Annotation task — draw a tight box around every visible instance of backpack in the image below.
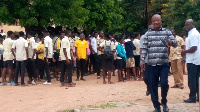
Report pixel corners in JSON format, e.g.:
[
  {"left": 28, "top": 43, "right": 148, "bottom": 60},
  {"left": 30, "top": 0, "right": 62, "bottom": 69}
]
[{"left": 104, "top": 41, "right": 113, "bottom": 59}]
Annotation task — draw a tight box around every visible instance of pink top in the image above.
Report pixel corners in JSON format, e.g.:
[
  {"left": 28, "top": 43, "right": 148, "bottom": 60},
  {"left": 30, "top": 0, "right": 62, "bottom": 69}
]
[{"left": 87, "top": 40, "right": 90, "bottom": 55}]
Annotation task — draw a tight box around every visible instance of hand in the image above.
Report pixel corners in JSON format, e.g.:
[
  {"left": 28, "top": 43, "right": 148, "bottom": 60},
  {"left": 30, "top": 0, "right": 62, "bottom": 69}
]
[
  {"left": 181, "top": 49, "right": 186, "bottom": 57},
  {"left": 52, "top": 58, "right": 56, "bottom": 62},
  {"left": 46, "top": 58, "right": 49, "bottom": 63},
  {"left": 140, "top": 62, "right": 146, "bottom": 70},
  {"left": 77, "top": 57, "right": 80, "bottom": 61},
  {"left": 31, "top": 58, "right": 34, "bottom": 61},
  {"left": 66, "top": 59, "right": 70, "bottom": 65},
  {"left": 85, "top": 57, "right": 88, "bottom": 61}
]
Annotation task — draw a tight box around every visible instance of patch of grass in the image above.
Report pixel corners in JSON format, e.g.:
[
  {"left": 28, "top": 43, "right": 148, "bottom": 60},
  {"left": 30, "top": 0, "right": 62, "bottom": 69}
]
[
  {"left": 90, "top": 103, "right": 116, "bottom": 109},
  {"left": 57, "top": 109, "right": 74, "bottom": 112}
]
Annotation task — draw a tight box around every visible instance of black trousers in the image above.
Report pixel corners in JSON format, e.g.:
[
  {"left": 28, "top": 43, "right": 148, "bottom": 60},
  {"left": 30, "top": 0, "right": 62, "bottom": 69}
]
[
  {"left": 15, "top": 61, "right": 27, "bottom": 84},
  {"left": 44, "top": 58, "right": 51, "bottom": 82},
  {"left": 27, "top": 59, "right": 37, "bottom": 79},
  {"left": 143, "top": 64, "right": 149, "bottom": 91},
  {"left": 187, "top": 63, "right": 200, "bottom": 100},
  {"left": 77, "top": 59, "right": 86, "bottom": 79},
  {"left": 148, "top": 63, "right": 170, "bottom": 109},
  {"left": 60, "top": 60, "right": 73, "bottom": 83}
]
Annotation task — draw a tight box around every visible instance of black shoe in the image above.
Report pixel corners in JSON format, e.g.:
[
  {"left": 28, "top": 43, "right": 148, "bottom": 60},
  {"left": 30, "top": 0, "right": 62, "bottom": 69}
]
[
  {"left": 153, "top": 108, "right": 161, "bottom": 112},
  {"left": 197, "top": 99, "right": 199, "bottom": 102},
  {"left": 146, "top": 91, "right": 150, "bottom": 96},
  {"left": 162, "top": 104, "right": 169, "bottom": 112},
  {"left": 184, "top": 99, "right": 196, "bottom": 103}
]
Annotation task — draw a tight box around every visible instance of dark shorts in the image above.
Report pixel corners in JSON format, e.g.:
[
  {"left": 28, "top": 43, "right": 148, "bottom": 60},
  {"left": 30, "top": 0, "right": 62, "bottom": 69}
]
[
  {"left": 134, "top": 55, "right": 140, "bottom": 67},
  {"left": 116, "top": 59, "right": 126, "bottom": 69},
  {"left": 3, "top": 60, "right": 13, "bottom": 69},
  {"left": 101, "top": 54, "right": 114, "bottom": 70}
]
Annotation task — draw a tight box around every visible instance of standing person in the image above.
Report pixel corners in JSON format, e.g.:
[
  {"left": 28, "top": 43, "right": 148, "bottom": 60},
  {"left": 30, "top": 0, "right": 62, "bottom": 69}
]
[
  {"left": 12, "top": 31, "right": 29, "bottom": 86},
  {"left": 182, "top": 35, "right": 187, "bottom": 75},
  {"left": 36, "top": 34, "right": 45, "bottom": 81},
  {"left": 124, "top": 33, "right": 136, "bottom": 81},
  {"left": 27, "top": 31, "right": 37, "bottom": 85},
  {"left": 60, "top": 30, "right": 74, "bottom": 87},
  {"left": 169, "top": 29, "right": 185, "bottom": 89},
  {"left": 140, "top": 24, "right": 154, "bottom": 96},
  {"left": 85, "top": 34, "right": 91, "bottom": 75},
  {"left": 96, "top": 31, "right": 105, "bottom": 78},
  {"left": 140, "top": 14, "right": 177, "bottom": 112},
  {"left": 116, "top": 35, "right": 127, "bottom": 82},
  {"left": 111, "top": 37, "right": 118, "bottom": 76},
  {"left": 182, "top": 19, "right": 200, "bottom": 103},
  {"left": 90, "top": 31, "right": 99, "bottom": 78},
  {"left": 133, "top": 33, "right": 141, "bottom": 80},
  {"left": 43, "top": 30, "right": 53, "bottom": 85},
  {"left": 0, "top": 35, "right": 3, "bottom": 78},
  {"left": 75, "top": 33, "right": 88, "bottom": 81},
  {"left": 99, "top": 34, "right": 114, "bottom": 84},
  {"left": 1, "top": 31, "right": 14, "bottom": 86}
]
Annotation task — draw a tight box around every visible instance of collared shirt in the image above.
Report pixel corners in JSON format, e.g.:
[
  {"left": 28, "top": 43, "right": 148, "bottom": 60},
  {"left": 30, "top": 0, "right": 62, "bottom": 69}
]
[
  {"left": 169, "top": 35, "right": 185, "bottom": 61},
  {"left": 133, "top": 39, "right": 140, "bottom": 55},
  {"left": 75, "top": 40, "right": 88, "bottom": 59},
  {"left": 97, "top": 37, "right": 105, "bottom": 55},
  {"left": 186, "top": 28, "right": 200, "bottom": 65},
  {"left": 28, "top": 37, "right": 36, "bottom": 59},
  {"left": 90, "top": 37, "right": 97, "bottom": 54},
  {"left": 60, "top": 36, "right": 71, "bottom": 60},
  {"left": 12, "top": 37, "right": 28, "bottom": 61},
  {"left": 125, "top": 40, "right": 136, "bottom": 58},
  {"left": 44, "top": 36, "right": 53, "bottom": 58},
  {"left": 3, "top": 38, "right": 14, "bottom": 61},
  {"left": 141, "top": 27, "right": 177, "bottom": 66}
]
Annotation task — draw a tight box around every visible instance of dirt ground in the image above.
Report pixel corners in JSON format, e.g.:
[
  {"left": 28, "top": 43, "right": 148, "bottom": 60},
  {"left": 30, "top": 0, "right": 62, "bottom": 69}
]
[{"left": 0, "top": 73, "right": 199, "bottom": 112}]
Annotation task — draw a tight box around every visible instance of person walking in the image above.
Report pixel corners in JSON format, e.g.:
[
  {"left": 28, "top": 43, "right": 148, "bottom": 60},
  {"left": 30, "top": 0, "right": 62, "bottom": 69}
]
[
  {"left": 140, "top": 14, "right": 177, "bottom": 112},
  {"left": 182, "top": 19, "right": 200, "bottom": 103}
]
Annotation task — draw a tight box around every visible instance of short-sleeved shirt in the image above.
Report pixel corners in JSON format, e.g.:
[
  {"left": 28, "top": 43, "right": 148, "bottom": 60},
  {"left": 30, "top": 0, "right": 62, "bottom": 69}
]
[
  {"left": 36, "top": 43, "right": 44, "bottom": 60},
  {"left": 75, "top": 40, "right": 88, "bottom": 59},
  {"left": 3, "top": 38, "right": 14, "bottom": 61},
  {"left": 169, "top": 35, "right": 185, "bottom": 61},
  {"left": 90, "top": 37, "right": 97, "bottom": 54},
  {"left": 44, "top": 36, "right": 53, "bottom": 58},
  {"left": 186, "top": 28, "right": 200, "bottom": 65},
  {"left": 12, "top": 37, "right": 28, "bottom": 61},
  {"left": 132, "top": 39, "right": 140, "bottom": 56},
  {"left": 60, "top": 36, "right": 71, "bottom": 60},
  {"left": 28, "top": 37, "right": 36, "bottom": 59},
  {"left": 111, "top": 41, "right": 118, "bottom": 51}
]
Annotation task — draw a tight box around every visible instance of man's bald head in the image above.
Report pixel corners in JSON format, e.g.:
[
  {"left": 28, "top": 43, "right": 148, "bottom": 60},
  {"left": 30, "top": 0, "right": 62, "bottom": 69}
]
[
  {"left": 151, "top": 14, "right": 162, "bottom": 31},
  {"left": 185, "top": 19, "right": 195, "bottom": 31}
]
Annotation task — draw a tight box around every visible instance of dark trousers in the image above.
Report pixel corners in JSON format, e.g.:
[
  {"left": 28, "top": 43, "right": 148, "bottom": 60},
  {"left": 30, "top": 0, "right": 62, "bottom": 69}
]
[
  {"left": 86, "top": 55, "right": 90, "bottom": 74},
  {"left": 143, "top": 64, "right": 149, "bottom": 91},
  {"left": 187, "top": 63, "right": 200, "bottom": 100},
  {"left": 90, "top": 53, "right": 100, "bottom": 76},
  {"left": 44, "top": 58, "right": 51, "bottom": 82},
  {"left": 27, "top": 59, "right": 37, "bottom": 79},
  {"left": 148, "top": 63, "right": 170, "bottom": 109},
  {"left": 60, "top": 60, "right": 73, "bottom": 83},
  {"left": 15, "top": 61, "right": 27, "bottom": 84},
  {"left": 97, "top": 55, "right": 102, "bottom": 76},
  {"left": 77, "top": 59, "right": 86, "bottom": 79}
]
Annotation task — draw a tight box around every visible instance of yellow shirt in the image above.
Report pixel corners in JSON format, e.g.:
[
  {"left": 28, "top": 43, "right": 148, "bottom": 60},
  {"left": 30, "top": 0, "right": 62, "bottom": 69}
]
[
  {"left": 169, "top": 35, "right": 185, "bottom": 61},
  {"left": 75, "top": 40, "right": 88, "bottom": 59},
  {"left": 36, "top": 43, "right": 44, "bottom": 60}
]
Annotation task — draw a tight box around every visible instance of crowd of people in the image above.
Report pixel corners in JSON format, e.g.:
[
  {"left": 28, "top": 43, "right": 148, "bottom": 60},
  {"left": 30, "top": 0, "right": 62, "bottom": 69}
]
[{"left": 0, "top": 14, "right": 199, "bottom": 112}]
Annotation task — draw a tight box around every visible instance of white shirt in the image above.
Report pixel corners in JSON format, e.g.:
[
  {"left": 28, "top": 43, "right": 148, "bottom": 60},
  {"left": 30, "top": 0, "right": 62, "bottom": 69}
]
[
  {"left": 133, "top": 39, "right": 140, "bottom": 55},
  {"left": 28, "top": 37, "right": 36, "bottom": 59},
  {"left": 3, "top": 38, "right": 14, "bottom": 61},
  {"left": 186, "top": 28, "right": 200, "bottom": 65},
  {"left": 90, "top": 37, "right": 97, "bottom": 54},
  {"left": 44, "top": 36, "right": 53, "bottom": 58},
  {"left": 12, "top": 37, "right": 28, "bottom": 61},
  {"left": 60, "top": 36, "right": 71, "bottom": 60}
]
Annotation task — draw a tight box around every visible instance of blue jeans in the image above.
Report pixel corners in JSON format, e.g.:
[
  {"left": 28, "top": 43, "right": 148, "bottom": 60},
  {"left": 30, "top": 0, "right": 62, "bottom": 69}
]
[
  {"left": 187, "top": 63, "right": 200, "bottom": 100},
  {"left": 148, "top": 63, "right": 170, "bottom": 109}
]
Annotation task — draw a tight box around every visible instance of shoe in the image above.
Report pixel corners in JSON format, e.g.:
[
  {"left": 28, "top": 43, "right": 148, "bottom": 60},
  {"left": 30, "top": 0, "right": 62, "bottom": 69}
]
[
  {"left": 80, "top": 78, "right": 86, "bottom": 81},
  {"left": 197, "top": 99, "right": 199, "bottom": 102},
  {"left": 0, "top": 82, "right": 6, "bottom": 86},
  {"left": 97, "top": 76, "right": 100, "bottom": 79},
  {"left": 153, "top": 108, "right": 161, "bottom": 112},
  {"left": 179, "top": 85, "right": 184, "bottom": 89},
  {"left": 171, "top": 85, "right": 179, "bottom": 88},
  {"left": 146, "top": 91, "right": 150, "bottom": 96},
  {"left": 11, "top": 82, "right": 15, "bottom": 86},
  {"left": 7, "top": 83, "right": 12, "bottom": 86},
  {"left": 15, "top": 83, "right": 20, "bottom": 86},
  {"left": 184, "top": 98, "right": 196, "bottom": 103},
  {"left": 32, "top": 80, "right": 37, "bottom": 85},
  {"left": 162, "top": 104, "right": 169, "bottom": 112},
  {"left": 43, "top": 81, "right": 52, "bottom": 85}
]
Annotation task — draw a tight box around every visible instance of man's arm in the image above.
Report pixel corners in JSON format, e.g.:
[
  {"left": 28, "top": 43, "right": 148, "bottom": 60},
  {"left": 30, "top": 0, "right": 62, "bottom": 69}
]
[
  {"left": 63, "top": 48, "right": 70, "bottom": 64},
  {"left": 25, "top": 47, "right": 29, "bottom": 60},
  {"left": 12, "top": 48, "right": 16, "bottom": 59}
]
